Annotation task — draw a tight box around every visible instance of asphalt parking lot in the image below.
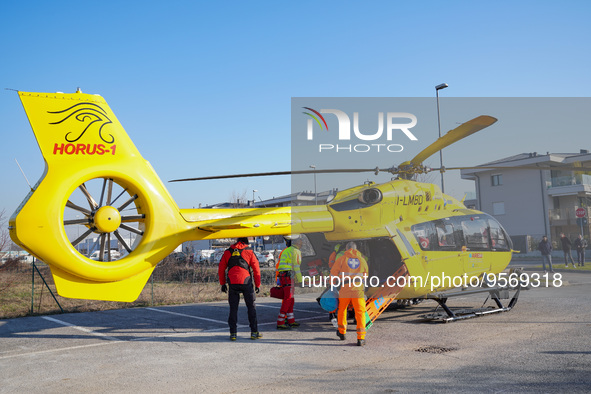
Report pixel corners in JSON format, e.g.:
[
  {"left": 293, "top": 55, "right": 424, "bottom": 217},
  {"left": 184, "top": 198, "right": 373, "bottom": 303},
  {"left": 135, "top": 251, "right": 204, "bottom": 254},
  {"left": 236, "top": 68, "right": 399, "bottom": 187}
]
[{"left": 1, "top": 269, "right": 590, "bottom": 393}]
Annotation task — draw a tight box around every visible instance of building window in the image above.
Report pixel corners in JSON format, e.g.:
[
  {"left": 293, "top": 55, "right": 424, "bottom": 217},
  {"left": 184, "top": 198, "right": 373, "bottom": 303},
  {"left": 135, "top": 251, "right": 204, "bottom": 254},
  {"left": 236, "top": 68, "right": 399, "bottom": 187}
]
[
  {"left": 491, "top": 174, "right": 502, "bottom": 186},
  {"left": 492, "top": 202, "right": 505, "bottom": 215}
]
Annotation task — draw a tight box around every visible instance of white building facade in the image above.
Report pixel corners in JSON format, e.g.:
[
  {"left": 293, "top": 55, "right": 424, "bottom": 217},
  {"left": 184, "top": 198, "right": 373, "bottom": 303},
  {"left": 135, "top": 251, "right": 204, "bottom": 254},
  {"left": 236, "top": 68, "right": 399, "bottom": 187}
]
[{"left": 461, "top": 151, "right": 591, "bottom": 251}]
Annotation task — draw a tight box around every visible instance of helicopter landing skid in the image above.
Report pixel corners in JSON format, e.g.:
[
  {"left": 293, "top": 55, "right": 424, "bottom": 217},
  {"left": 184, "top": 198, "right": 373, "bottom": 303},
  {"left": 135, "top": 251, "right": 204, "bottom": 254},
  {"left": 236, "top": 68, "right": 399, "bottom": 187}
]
[{"left": 421, "top": 286, "right": 522, "bottom": 323}]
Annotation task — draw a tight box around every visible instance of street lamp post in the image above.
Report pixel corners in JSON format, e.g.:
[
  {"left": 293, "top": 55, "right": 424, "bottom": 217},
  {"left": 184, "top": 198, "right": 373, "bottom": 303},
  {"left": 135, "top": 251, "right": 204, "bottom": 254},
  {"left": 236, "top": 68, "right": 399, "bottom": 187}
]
[
  {"left": 310, "top": 165, "right": 317, "bottom": 204},
  {"left": 252, "top": 189, "right": 258, "bottom": 249},
  {"left": 435, "top": 83, "right": 449, "bottom": 193},
  {"left": 76, "top": 215, "right": 80, "bottom": 253}
]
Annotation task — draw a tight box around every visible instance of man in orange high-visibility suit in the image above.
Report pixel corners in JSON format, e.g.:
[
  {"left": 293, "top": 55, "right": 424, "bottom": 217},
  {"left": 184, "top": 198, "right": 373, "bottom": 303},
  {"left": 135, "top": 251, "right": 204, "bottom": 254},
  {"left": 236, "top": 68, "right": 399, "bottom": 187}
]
[{"left": 330, "top": 241, "right": 369, "bottom": 346}]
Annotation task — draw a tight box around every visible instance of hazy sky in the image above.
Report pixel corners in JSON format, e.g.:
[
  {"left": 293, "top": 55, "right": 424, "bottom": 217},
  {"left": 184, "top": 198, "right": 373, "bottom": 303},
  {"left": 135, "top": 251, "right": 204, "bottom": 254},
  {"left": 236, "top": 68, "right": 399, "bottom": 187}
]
[
  {"left": 290, "top": 97, "right": 591, "bottom": 197},
  {"left": 1, "top": 1, "right": 590, "bottom": 217}
]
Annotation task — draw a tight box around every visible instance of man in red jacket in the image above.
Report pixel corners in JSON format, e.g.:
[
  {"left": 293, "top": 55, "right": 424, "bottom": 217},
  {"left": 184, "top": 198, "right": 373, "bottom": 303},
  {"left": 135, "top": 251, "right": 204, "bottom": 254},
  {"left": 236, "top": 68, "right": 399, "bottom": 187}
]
[{"left": 218, "top": 237, "right": 262, "bottom": 341}]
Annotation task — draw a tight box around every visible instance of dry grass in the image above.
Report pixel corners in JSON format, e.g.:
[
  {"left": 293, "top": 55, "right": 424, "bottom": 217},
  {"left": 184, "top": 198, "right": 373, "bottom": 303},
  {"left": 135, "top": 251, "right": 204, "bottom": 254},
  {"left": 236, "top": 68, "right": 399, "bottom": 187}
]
[{"left": 0, "top": 259, "right": 281, "bottom": 320}]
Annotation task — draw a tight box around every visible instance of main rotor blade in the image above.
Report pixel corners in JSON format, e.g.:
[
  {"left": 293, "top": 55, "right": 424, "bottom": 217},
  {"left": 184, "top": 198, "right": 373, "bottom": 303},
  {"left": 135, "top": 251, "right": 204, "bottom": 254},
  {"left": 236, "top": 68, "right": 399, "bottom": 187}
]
[
  {"left": 169, "top": 168, "right": 389, "bottom": 182},
  {"left": 435, "top": 165, "right": 591, "bottom": 172},
  {"left": 410, "top": 115, "right": 497, "bottom": 165}
]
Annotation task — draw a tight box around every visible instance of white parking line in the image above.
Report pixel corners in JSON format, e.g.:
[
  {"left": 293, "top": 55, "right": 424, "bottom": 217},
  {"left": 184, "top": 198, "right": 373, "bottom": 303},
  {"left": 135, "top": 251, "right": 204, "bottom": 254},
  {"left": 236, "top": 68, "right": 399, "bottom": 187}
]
[
  {"left": 146, "top": 307, "right": 247, "bottom": 327},
  {"left": 0, "top": 312, "right": 328, "bottom": 360},
  {"left": 41, "top": 316, "right": 121, "bottom": 341},
  {"left": 256, "top": 304, "right": 324, "bottom": 314},
  {"left": 257, "top": 315, "right": 325, "bottom": 326},
  {"left": 0, "top": 341, "right": 120, "bottom": 360}
]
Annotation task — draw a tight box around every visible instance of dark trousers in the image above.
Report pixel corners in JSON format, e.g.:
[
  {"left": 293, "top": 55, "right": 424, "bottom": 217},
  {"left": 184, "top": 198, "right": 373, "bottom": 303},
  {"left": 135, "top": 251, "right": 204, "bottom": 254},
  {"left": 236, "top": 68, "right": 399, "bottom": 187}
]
[
  {"left": 563, "top": 249, "right": 575, "bottom": 265},
  {"left": 577, "top": 249, "right": 586, "bottom": 266},
  {"left": 228, "top": 283, "right": 258, "bottom": 333}
]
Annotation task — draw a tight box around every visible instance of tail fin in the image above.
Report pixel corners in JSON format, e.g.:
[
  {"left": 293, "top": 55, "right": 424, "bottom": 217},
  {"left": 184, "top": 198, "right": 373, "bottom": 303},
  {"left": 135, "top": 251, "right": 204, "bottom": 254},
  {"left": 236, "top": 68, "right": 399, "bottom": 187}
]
[
  {"left": 19, "top": 91, "right": 141, "bottom": 168},
  {"left": 10, "top": 91, "right": 187, "bottom": 301}
]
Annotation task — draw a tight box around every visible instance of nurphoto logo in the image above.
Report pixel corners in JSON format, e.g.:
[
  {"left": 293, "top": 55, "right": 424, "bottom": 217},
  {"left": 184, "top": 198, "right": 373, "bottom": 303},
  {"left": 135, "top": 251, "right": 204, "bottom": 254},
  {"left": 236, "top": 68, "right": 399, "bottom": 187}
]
[{"left": 303, "top": 107, "right": 418, "bottom": 153}]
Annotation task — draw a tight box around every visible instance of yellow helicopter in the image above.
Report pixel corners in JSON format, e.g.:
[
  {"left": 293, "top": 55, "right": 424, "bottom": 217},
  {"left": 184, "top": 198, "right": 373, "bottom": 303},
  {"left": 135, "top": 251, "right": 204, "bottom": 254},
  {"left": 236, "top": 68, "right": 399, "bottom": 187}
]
[{"left": 10, "top": 90, "right": 588, "bottom": 323}]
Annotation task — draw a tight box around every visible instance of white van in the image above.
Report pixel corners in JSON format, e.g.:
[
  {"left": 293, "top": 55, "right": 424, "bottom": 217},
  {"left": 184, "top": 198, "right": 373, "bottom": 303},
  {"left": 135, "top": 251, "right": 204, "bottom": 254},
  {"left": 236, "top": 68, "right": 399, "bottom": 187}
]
[{"left": 89, "top": 250, "right": 121, "bottom": 260}]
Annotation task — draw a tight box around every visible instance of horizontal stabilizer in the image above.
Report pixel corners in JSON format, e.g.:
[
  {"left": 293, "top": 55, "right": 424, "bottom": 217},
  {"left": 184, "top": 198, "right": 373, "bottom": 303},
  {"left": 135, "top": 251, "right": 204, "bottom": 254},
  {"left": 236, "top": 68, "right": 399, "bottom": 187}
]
[{"left": 50, "top": 265, "right": 155, "bottom": 302}]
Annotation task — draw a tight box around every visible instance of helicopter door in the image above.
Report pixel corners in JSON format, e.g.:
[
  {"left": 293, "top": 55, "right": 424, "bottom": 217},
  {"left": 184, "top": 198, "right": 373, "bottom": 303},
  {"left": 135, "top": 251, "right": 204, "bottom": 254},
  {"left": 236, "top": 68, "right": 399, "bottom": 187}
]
[
  {"left": 386, "top": 226, "right": 416, "bottom": 261},
  {"left": 365, "top": 237, "right": 404, "bottom": 284}
]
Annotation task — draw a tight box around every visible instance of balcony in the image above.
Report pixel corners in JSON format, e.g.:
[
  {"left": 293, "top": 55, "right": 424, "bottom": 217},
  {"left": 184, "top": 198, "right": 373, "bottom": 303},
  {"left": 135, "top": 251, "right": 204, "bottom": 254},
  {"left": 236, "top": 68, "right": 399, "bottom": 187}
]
[
  {"left": 548, "top": 174, "right": 591, "bottom": 196},
  {"left": 547, "top": 183, "right": 591, "bottom": 197},
  {"left": 549, "top": 207, "right": 589, "bottom": 226}
]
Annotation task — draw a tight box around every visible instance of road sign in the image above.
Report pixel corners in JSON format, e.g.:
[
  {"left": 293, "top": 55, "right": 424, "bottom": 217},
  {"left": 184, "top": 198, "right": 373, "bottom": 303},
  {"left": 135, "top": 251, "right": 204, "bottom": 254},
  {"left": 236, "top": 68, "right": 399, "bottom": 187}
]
[{"left": 576, "top": 208, "right": 587, "bottom": 218}]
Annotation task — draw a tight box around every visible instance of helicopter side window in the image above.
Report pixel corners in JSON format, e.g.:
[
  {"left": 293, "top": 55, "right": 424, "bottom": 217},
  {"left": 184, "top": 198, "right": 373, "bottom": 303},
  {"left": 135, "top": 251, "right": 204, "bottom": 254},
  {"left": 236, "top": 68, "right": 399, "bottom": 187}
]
[
  {"left": 460, "top": 217, "right": 490, "bottom": 251},
  {"left": 487, "top": 217, "right": 510, "bottom": 251},
  {"left": 435, "top": 222, "right": 456, "bottom": 249},
  {"left": 411, "top": 222, "right": 437, "bottom": 251}
]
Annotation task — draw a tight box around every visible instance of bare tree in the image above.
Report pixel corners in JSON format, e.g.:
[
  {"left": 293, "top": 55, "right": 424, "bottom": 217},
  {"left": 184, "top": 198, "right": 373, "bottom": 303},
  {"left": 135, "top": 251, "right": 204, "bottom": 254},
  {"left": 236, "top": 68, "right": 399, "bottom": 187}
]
[
  {"left": 229, "top": 189, "right": 249, "bottom": 208},
  {"left": 0, "top": 209, "right": 11, "bottom": 252}
]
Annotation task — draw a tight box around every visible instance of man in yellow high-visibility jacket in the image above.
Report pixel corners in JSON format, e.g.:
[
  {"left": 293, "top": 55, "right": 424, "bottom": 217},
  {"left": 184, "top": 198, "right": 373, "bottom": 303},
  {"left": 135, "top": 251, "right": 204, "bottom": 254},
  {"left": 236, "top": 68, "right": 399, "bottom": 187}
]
[
  {"left": 275, "top": 236, "right": 302, "bottom": 329},
  {"left": 330, "top": 241, "right": 369, "bottom": 346},
  {"left": 328, "top": 243, "right": 344, "bottom": 270}
]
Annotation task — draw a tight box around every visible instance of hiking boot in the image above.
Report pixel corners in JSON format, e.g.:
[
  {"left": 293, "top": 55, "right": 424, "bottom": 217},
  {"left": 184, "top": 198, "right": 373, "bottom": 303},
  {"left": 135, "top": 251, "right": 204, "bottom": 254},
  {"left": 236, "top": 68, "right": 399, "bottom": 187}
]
[
  {"left": 357, "top": 339, "right": 366, "bottom": 346},
  {"left": 230, "top": 333, "right": 237, "bottom": 341},
  {"left": 277, "top": 324, "right": 290, "bottom": 330},
  {"left": 288, "top": 322, "right": 300, "bottom": 328},
  {"left": 251, "top": 332, "right": 263, "bottom": 340},
  {"left": 336, "top": 330, "right": 346, "bottom": 340}
]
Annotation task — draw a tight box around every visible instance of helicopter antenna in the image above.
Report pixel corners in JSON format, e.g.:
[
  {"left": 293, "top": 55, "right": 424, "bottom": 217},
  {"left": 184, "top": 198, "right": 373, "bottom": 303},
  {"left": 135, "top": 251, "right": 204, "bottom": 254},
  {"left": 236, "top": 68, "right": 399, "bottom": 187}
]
[
  {"left": 257, "top": 196, "right": 268, "bottom": 208},
  {"left": 14, "top": 158, "right": 33, "bottom": 191}
]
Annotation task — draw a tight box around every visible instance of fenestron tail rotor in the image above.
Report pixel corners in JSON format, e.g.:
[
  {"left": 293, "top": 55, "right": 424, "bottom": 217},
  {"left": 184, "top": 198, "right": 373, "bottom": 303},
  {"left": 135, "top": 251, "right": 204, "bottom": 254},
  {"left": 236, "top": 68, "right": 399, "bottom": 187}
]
[{"left": 64, "top": 177, "right": 145, "bottom": 262}]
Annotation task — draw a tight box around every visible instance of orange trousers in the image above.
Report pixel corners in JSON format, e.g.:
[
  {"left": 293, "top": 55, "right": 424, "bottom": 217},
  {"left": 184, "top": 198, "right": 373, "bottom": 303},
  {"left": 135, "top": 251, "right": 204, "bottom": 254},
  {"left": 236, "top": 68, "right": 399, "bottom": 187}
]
[{"left": 337, "top": 297, "right": 366, "bottom": 340}]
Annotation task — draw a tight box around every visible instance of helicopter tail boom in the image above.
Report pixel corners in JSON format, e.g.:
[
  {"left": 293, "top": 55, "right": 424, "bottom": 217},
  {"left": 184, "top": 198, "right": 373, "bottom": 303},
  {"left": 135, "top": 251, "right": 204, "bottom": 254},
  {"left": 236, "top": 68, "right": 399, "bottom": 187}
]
[{"left": 180, "top": 205, "right": 334, "bottom": 238}]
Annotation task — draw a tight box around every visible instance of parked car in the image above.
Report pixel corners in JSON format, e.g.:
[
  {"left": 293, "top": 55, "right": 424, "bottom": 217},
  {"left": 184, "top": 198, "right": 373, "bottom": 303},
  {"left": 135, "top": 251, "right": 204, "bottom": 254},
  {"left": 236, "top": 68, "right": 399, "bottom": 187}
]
[
  {"left": 18, "top": 254, "right": 34, "bottom": 264},
  {"left": 89, "top": 250, "right": 120, "bottom": 260},
  {"left": 261, "top": 250, "right": 277, "bottom": 267},
  {"left": 192, "top": 251, "right": 210, "bottom": 264},
  {"left": 201, "top": 249, "right": 273, "bottom": 267},
  {"left": 168, "top": 252, "right": 188, "bottom": 263},
  {"left": 208, "top": 249, "right": 225, "bottom": 265},
  {"left": 255, "top": 251, "right": 275, "bottom": 268}
]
